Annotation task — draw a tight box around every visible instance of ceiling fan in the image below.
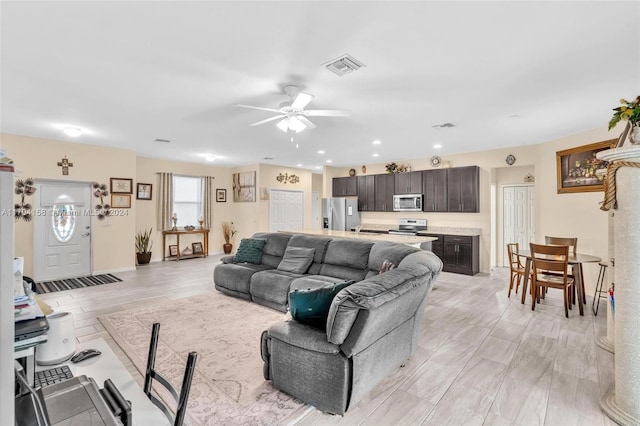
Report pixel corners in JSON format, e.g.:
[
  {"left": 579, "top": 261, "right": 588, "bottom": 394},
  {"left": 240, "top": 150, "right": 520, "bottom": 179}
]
[{"left": 235, "top": 85, "right": 351, "bottom": 133}]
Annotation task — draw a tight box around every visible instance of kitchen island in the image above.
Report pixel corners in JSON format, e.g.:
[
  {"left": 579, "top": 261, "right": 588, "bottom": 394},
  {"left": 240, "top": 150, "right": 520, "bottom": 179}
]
[{"left": 280, "top": 229, "right": 437, "bottom": 247}]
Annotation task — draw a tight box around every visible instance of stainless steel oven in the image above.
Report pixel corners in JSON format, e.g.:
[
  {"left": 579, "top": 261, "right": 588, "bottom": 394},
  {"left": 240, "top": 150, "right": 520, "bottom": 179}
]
[{"left": 393, "top": 194, "right": 423, "bottom": 212}]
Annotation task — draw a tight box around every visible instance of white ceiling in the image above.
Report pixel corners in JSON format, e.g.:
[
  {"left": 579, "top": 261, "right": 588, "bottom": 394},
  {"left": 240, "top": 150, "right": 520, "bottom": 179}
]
[{"left": 1, "top": 1, "right": 639, "bottom": 171}]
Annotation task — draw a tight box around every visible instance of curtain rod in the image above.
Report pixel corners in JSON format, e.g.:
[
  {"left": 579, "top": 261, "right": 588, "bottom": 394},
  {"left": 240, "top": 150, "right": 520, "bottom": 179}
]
[{"left": 155, "top": 172, "right": 215, "bottom": 179}]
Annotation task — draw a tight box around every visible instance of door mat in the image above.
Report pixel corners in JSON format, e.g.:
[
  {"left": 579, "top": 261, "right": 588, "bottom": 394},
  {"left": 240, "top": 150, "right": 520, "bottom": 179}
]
[{"left": 35, "top": 274, "right": 122, "bottom": 294}]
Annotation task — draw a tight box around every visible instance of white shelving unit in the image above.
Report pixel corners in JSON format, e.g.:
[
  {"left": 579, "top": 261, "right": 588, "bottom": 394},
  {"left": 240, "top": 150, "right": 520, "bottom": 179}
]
[{"left": 0, "top": 169, "right": 15, "bottom": 424}]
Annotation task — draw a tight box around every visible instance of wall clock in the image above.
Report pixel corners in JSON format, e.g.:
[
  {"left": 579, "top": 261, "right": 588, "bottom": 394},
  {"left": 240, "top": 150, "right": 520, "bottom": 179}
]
[
  {"left": 430, "top": 156, "right": 442, "bottom": 167},
  {"left": 505, "top": 154, "right": 516, "bottom": 166}
]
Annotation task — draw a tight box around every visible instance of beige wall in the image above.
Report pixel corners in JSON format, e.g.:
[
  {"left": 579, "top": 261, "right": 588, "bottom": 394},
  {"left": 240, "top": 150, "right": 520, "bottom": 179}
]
[
  {"left": 135, "top": 157, "right": 231, "bottom": 261},
  {"left": 2, "top": 134, "right": 137, "bottom": 275},
  {"left": 2, "top": 125, "right": 617, "bottom": 293}
]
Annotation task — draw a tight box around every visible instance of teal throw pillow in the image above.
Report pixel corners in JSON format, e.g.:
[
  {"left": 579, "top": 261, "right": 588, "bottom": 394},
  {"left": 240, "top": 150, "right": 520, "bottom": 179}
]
[
  {"left": 233, "top": 238, "right": 266, "bottom": 264},
  {"left": 289, "top": 280, "right": 355, "bottom": 329}
]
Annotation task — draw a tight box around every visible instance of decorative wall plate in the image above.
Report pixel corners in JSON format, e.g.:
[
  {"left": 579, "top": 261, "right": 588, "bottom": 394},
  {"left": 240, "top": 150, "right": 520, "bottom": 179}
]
[
  {"left": 361, "top": 165, "right": 367, "bottom": 174},
  {"left": 349, "top": 168, "right": 356, "bottom": 177},
  {"left": 430, "top": 156, "right": 442, "bottom": 167},
  {"left": 505, "top": 154, "right": 516, "bottom": 166}
]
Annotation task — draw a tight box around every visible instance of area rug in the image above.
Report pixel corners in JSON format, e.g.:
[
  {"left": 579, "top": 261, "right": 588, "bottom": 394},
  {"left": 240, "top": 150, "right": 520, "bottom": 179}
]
[
  {"left": 35, "top": 273, "right": 122, "bottom": 294},
  {"left": 99, "top": 293, "right": 310, "bottom": 425}
]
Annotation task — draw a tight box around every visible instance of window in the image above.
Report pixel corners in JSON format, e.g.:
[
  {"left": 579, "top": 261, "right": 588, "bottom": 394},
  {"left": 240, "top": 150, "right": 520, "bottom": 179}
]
[{"left": 173, "top": 176, "right": 203, "bottom": 227}]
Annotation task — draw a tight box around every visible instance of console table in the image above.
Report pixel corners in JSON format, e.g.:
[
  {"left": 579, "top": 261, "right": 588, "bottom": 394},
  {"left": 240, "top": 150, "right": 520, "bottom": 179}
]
[{"left": 162, "top": 228, "right": 209, "bottom": 260}]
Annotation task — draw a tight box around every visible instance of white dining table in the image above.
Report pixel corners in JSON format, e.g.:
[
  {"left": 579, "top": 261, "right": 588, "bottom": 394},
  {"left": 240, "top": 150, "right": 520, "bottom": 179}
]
[{"left": 515, "top": 248, "right": 602, "bottom": 316}]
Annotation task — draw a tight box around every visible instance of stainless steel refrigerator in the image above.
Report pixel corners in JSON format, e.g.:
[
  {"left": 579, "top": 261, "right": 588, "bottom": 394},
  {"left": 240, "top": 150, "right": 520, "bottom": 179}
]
[{"left": 322, "top": 197, "right": 361, "bottom": 231}]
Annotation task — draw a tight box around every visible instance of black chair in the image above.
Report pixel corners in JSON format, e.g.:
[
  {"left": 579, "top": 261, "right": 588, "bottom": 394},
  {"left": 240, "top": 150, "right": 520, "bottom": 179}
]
[{"left": 143, "top": 323, "right": 197, "bottom": 426}]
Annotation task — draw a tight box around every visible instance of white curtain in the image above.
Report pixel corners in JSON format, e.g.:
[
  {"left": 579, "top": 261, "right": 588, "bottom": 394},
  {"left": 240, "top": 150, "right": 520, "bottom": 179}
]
[
  {"left": 157, "top": 172, "right": 173, "bottom": 230},
  {"left": 203, "top": 176, "right": 214, "bottom": 229}
]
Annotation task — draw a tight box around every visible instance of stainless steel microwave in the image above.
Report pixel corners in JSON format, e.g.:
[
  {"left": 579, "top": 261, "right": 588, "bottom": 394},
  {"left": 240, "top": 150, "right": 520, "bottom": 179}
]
[{"left": 393, "top": 194, "right": 423, "bottom": 211}]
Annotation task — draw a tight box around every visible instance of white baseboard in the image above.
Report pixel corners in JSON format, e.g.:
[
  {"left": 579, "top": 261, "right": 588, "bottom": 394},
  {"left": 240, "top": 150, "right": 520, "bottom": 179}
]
[{"left": 93, "top": 266, "right": 136, "bottom": 275}]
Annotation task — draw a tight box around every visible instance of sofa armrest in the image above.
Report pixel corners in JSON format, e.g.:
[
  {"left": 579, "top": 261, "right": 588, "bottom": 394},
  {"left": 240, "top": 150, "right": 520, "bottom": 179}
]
[
  {"left": 220, "top": 255, "right": 235, "bottom": 264},
  {"left": 267, "top": 321, "right": 340, "bottom": 354}
]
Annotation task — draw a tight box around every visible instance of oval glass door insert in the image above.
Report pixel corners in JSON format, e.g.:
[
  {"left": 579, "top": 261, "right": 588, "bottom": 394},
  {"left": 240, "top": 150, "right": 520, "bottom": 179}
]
[{"left": 51, "top": 204, "right": 76, "bottom": 242}]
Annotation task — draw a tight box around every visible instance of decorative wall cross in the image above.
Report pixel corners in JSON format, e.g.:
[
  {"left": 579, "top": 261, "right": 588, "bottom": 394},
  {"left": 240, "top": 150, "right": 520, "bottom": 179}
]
[{"left": 57, "top": 156, "right": 73, "bottom": 175}]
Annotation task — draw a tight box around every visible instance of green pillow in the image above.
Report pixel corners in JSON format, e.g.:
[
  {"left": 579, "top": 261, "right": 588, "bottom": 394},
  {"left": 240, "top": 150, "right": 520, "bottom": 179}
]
[
  {"left": 233, "top": 238, "right": 266, "bottom": 264},
  {"left": 289, "top": 281, "right": 354, "bottom": 329}
]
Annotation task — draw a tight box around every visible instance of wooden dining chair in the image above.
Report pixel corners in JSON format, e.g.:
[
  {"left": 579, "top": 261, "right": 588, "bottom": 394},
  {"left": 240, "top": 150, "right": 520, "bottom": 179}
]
[
  {"left": 545, "top": 236, "right": 583, "bottom": 304},
  {"left": 530, "top": 243, "right": 575, "bottom": 318},
  {"left": 506, "top": 243, "right": 526, "bottom": 297}
]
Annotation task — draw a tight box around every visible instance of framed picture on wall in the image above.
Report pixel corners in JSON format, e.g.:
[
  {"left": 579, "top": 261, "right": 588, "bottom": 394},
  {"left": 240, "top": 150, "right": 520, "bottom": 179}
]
[
  {"left": 136, "top": 183, "right": 152, "bottom": 200},
  {"left": 216, "top": 189, "right": 226, "bottom": 202},
  {"left": 110, "top": 178, "right": 133, "bottom": 194},
  {"left": 556, "top": 139, "right": 615, "bottom": 194},
  {"left": 111, "top": 194, "right": 131, "bottom": 208}
]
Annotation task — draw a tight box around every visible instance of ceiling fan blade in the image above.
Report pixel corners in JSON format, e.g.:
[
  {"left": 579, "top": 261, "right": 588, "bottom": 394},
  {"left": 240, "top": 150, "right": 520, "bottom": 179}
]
[
  {"left": 234, "top": 104, "right": 282, "bottom": 113},
  {"left": 298, "top": 116, "right": 316, "bottom": 130},
  {"left": 291, "top": 92, "right": 314, "bottom": 110},
  {"left": 249, "top": 115, "right": 285, "bottom": 126},
  {"left": 305, "top": 109, "right": 352, "bottom": 117}
]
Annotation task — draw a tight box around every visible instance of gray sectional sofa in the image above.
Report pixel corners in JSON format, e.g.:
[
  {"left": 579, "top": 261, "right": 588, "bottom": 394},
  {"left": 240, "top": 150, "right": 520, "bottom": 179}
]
[{"left": 213, "top": 232, "right": 443, "bottom": 415}]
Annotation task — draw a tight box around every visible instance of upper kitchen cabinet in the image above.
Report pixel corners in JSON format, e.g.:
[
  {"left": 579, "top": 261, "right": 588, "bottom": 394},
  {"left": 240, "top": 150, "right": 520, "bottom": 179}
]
[
  {"left": 374, "top": 173, "right": 395, "bottom": 212},
  {"left": 332, "top": 176, "right": 358, "bottom": 197},
  {"left": 422, "top": 169, "right": 448, "bottom": 212},
  {"left": 357, "top": 175, "right": 375, "bottom": 211},
  {"left": 394, "top": 171, "right": 423, "bottom": 194},
  {"left": 447, "top": 166, "right": 479, "bottom": 213}
]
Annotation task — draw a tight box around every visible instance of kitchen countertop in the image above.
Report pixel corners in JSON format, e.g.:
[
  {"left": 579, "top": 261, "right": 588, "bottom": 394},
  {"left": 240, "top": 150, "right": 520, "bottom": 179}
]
[
  {"left": 281, "top": 229, "right": 438, "bottom": 245},
  {"left": 358, "top": 223, "right": 481, "bottom": 237}
]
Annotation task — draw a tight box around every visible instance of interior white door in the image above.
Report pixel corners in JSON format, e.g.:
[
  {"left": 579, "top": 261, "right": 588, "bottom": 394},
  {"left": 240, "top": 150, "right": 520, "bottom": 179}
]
[
  {"left": 311, "top": 191, "right": 320, "bottom": 229},
  {"left": 269, "top": 190, "right": 304, "bottom": 232},
  {"left": 34, "top": 181, "right": 92, "bottom": 281},
  {"left": 502, "top": 185, "right": 535, "bottom": 266}
]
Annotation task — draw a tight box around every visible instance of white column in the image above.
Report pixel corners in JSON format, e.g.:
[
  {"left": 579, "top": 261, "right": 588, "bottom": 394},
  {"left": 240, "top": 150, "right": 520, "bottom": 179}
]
[
  {"left": 596, "top": 210, "right": 614, "bottom": 353},
  {"left": 598, "top": 146, "right": 640, "bottom": 425}
]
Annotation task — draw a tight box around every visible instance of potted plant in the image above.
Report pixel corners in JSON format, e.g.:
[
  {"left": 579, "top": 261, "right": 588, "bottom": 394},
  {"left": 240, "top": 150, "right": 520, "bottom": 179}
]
[
  {"left": 608, "top": 96, "right": 640, "bottom": 144},
  {"left": 221, "top": 221, "right": 236, "bottom": 254},
  {"left": 135, "top": 227, "right": 153, "bottom": 265}
]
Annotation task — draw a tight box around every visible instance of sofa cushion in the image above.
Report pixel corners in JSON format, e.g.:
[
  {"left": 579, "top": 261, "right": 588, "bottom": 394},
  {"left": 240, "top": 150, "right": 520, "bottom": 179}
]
[
  {"left": 277, "top": 246, "right": 316, "bottom": 274},
  {"left": 233, "top": 238, "right": 266, "bottom": 264},
  {"left": 289, "top": 280, "right": 354, "bottom": 329},
  {"left": 368, "top": 242, "right": 419, "bottom": 273},
  {"left": 213, "top": 262, "right": 273, "bottom": 294},
  {"left": 323, "top": 239, "right": 373, "bottom": 270},
  {"left": 250, "top": 269, "right": 303, "bottom": 306},
  {"left": 253, "top": 232, "right": 292, "bottom": 268},
  {"left": 287, "top": 235, "right": 332, "bottom": 274}
]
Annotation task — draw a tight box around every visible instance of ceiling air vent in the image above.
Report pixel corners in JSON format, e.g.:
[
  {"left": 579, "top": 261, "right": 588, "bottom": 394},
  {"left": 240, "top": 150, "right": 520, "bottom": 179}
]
[
  {"left": 322, "top": 54, "right": 366, "bottom": 77},
  {"left": 432, "top": 123, "right": 456, "bottom": 128},
  {"left": 154, "top": 138, "right": 171, "bottom": 143}
]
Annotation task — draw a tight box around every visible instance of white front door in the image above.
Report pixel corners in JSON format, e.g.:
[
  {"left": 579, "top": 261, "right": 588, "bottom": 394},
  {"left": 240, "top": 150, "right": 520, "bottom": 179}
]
[
  {"left": 34, "top": 181, "right": 92, "bottom": 281},
  {"left": 269, "top": 190, "right": 304, "bottom": 232}
]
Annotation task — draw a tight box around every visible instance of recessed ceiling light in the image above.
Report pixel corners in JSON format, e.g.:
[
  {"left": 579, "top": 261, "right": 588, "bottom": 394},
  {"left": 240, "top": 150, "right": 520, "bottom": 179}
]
[
  {"left": 372, "top": 153, "right": 379, "bottom": 157},
  {"left": 372, "top": 140, "right": 381, "bottom": 145},
  {"left": 326, "top": 159, "right": 333, "bottom": 163},
  {"left": 317, "top": 150, "right": 325, "bottom": 154},
  {"left": 433, "top": 144, "right": 442, "bottom": 149},
  {"left": 63, "top": 127, "right": 82, "bottom": 137},
  {"left": 205, "top": 156, "right": 215, "bottom": 162},
  {"left": 263, "top": 157, "right": 274, "bottom": 160},
  {"left": 315, "top": 166, "right": 322, "bottom": 170},
  {"left": 296, "top": 164, "right": 303, "bottom": 167}
]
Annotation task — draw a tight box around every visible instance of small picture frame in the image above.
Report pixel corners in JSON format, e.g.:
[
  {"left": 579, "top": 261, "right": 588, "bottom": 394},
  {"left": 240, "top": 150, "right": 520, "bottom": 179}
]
[
  {"left": 136, "top": 183, "right": 152, "bottom": 200},
  {"left": 110, "top": 178, "right": 133, "bottom": 194},
  {"left": 192, "top": 242, "right": 204, "bottom": 255},
  {"left": 169, "top": 245, "right": 178, "bottom": 257},
  {"left": 216, "top": 189, "right": 226, "bottom": 202},
  {"left": 111, "top": 194, "right": 131, "bottom": 208}
]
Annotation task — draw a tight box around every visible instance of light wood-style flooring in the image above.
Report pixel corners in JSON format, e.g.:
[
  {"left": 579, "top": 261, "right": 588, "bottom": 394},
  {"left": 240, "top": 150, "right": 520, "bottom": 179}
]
[{"left": 37, "top": 256, "right": 615, "bottom": 425}]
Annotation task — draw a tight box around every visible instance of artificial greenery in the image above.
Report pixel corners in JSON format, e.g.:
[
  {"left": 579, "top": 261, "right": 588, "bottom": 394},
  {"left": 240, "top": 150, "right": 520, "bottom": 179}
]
[
  {"left": 221, "top": 221, "right": 237, "bottom": 244},
  {"left": 135, "top": 227, "right": 153, "bottom": 253},
  {"left": 608, "top": 96, "right": 640, "bottom": 130}
]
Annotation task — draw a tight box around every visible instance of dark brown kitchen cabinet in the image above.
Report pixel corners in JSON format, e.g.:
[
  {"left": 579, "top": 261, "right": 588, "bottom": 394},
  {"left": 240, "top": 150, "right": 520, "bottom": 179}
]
[
  {"left": 374, "top": 173, "right": 395, "bottom": 212},
  {"left": 332, "top": 176, "right": 357, "bottom": 197},
  {"left": 422, "top": 234, "right": 444, "bottom": 259},
  {"left": 394, "top": 171, "right": 423, "bottom": 194},
  {"left": 447, "top": 166, "right": 479, "bottom": 213},
  {"left": 422, "top": 169, "right": 448, "bottom": 212},
  {"left": 442, "top": 235, "right": 479, "bottom": 275},
  {"left": 357, "top": 175, "right": 375, "bottom": 211}
]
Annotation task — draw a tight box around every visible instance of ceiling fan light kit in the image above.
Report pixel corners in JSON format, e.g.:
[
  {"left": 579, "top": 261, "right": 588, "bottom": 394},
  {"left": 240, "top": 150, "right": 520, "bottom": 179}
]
[{"left": 236, "top": 84, "right": 351, "bottom": 138}]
